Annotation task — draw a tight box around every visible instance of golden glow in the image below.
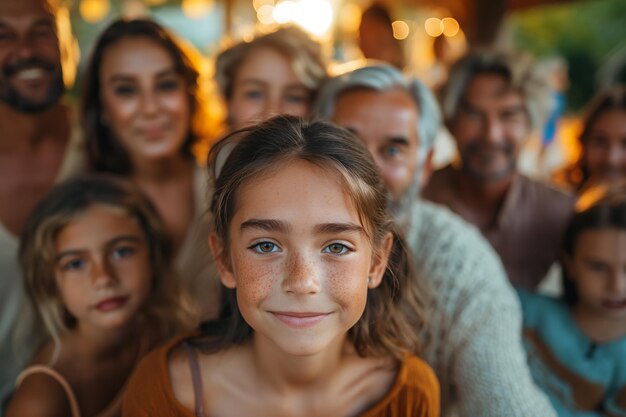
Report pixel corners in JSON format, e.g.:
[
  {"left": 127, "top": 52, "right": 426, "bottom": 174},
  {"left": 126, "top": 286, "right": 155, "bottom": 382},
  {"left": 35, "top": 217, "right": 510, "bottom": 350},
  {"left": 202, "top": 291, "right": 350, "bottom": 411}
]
[
  {"left": 424, "top": 17, "right": 443, "bottom": 37},
  {"left": 79, "top": 0, "right": 109, "bottom": 23},
  {"left": 257, "top": 4, "right": 275, "bottom": 24},
  {"left": 339, "top": 3, "right": 361, "bottom": 33},
  {"left": 273, "top": 1, "right": 297, "bottom": 24},
  {"left": 253, "top": 0, "right": 274, "bottom": 11},
  {"left": 182, "top": 0, "right": 214, "bottom": 19},
  {"left": 293, "top": 0, "right": 332, "bottom": 37},
  {"left": 271, "top": 0, "right": 333, "bottom": 37},
  {"left": 442, "top": 17, "right": 459, "bottom": 37},
  {"left": 392, "top": 20, "right": 409, "bottom": 40}
]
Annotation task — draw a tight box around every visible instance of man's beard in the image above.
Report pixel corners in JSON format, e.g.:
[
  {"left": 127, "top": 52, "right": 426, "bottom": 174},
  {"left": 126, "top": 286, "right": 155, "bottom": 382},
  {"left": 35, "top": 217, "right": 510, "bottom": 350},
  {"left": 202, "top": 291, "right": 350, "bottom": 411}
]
[
  {"left": 0, "top": 57, "right": 64, "bottom": 113},
  {"left": 388, "top": 176, "right": 421, "bottom": 231},
  {"left": 460, "top": 140, "right": 516, "bottom": 183}
]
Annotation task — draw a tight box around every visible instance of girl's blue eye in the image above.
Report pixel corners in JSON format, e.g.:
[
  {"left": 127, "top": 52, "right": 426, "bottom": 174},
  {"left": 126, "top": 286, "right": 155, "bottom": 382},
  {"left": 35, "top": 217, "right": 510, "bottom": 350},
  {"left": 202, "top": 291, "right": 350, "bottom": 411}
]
[
  {"left": 62, "top": 258, "right": 86, "bottom": 271},
  {"left": 251, "top": 242, "right": 279, "bottom": 253},
  {"left": 111, "top": 246, "right": 135, "bottom": 260},
  {"left": 323, "top": 243, "right": 349, "bottom": 255}
]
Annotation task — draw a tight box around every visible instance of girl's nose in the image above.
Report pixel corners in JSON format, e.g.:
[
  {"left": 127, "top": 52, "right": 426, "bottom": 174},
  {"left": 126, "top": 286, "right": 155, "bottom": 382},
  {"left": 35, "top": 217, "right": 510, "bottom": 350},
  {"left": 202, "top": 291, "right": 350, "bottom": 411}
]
[
  {"left": 91, "top": 259, "right": 117, "bottom": 287},
  {"left": 282, "top": 252, "right": 321, "bottom": 295}
]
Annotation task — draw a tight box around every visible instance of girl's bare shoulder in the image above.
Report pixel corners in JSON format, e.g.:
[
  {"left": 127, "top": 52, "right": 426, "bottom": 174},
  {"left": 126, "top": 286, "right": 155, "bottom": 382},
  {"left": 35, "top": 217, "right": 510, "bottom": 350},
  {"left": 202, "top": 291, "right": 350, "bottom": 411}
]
[{"left": 5, "top": 367, "right": 73, "bottom": 417}]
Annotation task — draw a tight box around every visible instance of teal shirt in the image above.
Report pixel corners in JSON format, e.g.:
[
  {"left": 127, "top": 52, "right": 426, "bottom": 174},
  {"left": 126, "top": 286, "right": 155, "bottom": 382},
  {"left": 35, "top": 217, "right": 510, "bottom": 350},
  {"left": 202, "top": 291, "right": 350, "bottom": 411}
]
[{"left": 517, "top": 290, "right": 626, "bottom": 417}]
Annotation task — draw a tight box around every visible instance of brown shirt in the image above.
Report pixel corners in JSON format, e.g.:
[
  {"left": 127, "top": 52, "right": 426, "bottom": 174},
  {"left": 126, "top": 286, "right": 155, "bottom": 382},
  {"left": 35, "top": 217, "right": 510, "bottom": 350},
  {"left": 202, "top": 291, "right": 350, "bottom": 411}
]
[
  {"left": 423, "top": 165, "right": 575, "bottom": 290},
  {"left": 122, "top": 334, "right": 440, "bottom": 417}
]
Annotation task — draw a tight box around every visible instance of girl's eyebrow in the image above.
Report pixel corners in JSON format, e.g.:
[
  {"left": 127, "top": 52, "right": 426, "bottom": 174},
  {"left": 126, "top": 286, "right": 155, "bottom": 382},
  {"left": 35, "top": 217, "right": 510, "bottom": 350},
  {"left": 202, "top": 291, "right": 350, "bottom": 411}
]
[
  {"left": 55, "top": 235, "right": 142, "bottom": 261},
  {"left": 314, "top": 222, "right": 363, "bottom": 235},
  {"left": 241, "top": 219, "right": 290, "bottom": 233},
  {"left": 107, "top": 67, "right": 177, "bottom": 84},
  {"left": 240, "top": 219, "right": 363, "bottom": 235}
]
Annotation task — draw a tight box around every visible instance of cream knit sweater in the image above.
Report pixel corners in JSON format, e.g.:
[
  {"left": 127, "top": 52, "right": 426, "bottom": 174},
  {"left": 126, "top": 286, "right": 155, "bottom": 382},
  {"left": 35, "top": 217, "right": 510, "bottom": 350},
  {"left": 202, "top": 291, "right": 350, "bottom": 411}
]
[{"left": 407, "top": 200, "right": 556, "bottom": 417}]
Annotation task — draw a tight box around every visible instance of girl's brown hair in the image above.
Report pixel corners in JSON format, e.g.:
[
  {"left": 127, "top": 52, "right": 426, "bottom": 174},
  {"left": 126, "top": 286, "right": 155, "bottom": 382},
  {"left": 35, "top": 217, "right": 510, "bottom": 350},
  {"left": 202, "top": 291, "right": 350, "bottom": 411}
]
[
  {"left": 19, "top": 175, "right": 196, "bottom": 354},
  {"left": 194, "top": 115, "right": 427, "bottom": 361},
  {"left": 562, "top": 181, "right": 626, "bottom": 305}
]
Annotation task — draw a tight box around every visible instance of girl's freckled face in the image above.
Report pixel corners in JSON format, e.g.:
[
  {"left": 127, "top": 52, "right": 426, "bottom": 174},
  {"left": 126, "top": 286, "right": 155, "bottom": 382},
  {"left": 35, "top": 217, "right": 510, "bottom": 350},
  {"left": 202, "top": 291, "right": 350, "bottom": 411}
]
[{"left": 220, "top": 160, "right": 379, "bottom": 356}]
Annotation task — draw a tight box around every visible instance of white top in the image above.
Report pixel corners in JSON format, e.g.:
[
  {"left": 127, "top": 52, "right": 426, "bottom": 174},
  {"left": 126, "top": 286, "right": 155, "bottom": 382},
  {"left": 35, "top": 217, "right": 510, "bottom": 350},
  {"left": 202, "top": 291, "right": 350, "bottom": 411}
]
[{"left": 407, "top": 200, "right": 557, "bottom": 417}]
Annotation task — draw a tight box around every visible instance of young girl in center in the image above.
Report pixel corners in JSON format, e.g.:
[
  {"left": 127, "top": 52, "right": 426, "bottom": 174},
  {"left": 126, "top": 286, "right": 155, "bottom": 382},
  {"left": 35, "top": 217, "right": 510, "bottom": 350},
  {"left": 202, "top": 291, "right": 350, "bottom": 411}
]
[
  {"left": 5, "top": 176, "right": 196, "bottom": 417},
  {"left": 122, "top": 116, "right": 439, "bottom": 416},
  {"left": 518, "top": 181, "right": 626, "bottom": 416}
]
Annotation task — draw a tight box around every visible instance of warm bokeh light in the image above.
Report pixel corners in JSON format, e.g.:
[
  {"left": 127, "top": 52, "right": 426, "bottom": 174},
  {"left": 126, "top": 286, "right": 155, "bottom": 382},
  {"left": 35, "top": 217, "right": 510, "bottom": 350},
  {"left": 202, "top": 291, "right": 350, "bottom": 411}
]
[
  {"left": 424, "top": 17, "right": 443, "bottom": 37},
  {"left": 339, "top": 3, "right": 361, "bottom": 33},
  {"left": 123, "top": 0, "right": 147, "bottom": 18},
  {"left": 442, "top": 17, "right": 460, "bottom": 37},
  {"left": 392, "top": 20, "right": 410, "bottom": 40},
  {"left": 257, "top": 4, "right": 275, "bottom": 24},
  {"left": 293, "top": 0, "right": 333, "bottom": 36},
  {"left": 273, "top": 1, "right": 297, "bottom": 24},
  {"left": 182, "top": 0, "right": 214, "bottom": 19},
  {"left": 79, "top": 0, "right": 109, "bottom": 23},
  {"left": 253, "top": 0, "right": 274, "bottom": 12}
]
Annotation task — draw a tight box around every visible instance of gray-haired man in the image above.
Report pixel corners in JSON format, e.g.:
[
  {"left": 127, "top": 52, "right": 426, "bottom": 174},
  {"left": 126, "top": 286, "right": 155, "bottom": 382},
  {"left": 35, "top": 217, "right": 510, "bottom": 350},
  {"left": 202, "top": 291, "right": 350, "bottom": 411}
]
[{"left": 314, "top": 63, "right": 556, "bottom": 417}]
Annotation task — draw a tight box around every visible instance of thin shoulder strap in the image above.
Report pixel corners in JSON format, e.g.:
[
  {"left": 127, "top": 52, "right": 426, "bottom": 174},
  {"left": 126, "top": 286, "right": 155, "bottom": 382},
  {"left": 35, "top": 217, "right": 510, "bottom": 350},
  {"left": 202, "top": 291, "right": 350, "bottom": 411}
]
[
  {"left": 16, "top": 365, "right": 81, "bottom": 417},
  {"left": 183, "top": 342, "right": 206, "bottom": 417}
]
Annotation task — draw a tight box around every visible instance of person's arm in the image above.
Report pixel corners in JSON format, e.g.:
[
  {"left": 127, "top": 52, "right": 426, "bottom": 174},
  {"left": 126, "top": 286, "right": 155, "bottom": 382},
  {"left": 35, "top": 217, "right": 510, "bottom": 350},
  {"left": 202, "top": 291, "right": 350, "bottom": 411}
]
[
  {"left": 5, "top": 373, "right": 73, "bottom": 417},
  {"left": 450, "top": 277, "right": 557, "bottom": 417}
]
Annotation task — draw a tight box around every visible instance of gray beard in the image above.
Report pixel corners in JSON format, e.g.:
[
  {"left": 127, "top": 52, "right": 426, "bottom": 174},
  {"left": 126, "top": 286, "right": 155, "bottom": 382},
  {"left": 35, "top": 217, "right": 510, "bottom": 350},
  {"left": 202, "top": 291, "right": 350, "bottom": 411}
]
[{"left": 389, "top": 177, "right": 420, "bottom": 232}]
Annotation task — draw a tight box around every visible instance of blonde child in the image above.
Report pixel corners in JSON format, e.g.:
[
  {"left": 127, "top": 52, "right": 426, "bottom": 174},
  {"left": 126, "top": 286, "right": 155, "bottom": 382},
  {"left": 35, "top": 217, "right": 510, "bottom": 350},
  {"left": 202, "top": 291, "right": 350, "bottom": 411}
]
[
  {"left": 122, "top": 116, "right": 439, "bottom": 416},
  {"left": 5, "top": 176, "right": 196, "bottom": 417},
  {"left": 518, "top": 181, "right": 626, "bottom": 416}
]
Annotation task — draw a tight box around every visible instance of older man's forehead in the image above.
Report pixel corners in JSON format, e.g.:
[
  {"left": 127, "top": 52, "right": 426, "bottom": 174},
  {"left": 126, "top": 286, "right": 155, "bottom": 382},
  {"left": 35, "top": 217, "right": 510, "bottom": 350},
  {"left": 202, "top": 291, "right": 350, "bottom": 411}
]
[{"left": 0, "top": 0, "right": 55, "bottom": 20}]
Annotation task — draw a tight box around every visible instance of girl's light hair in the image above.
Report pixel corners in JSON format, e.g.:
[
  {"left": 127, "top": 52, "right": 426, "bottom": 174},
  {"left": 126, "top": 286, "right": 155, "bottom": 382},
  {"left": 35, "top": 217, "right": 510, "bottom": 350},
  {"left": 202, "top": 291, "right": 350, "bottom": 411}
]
[
  {"left": 19, "top": 176, "right": 197, "bottom": 358},
  {"left": 214, "top": 26, "right": 327, "bottom": 102},
  {"left": 194, "top": 115, "right": 427, "bottom": 361}
]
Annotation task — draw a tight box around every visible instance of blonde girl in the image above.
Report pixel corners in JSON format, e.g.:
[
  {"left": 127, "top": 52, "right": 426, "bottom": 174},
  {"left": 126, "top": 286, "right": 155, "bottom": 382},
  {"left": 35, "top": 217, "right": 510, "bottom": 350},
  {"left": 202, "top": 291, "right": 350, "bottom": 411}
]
[
  {"left": 122, "top": 116, "right": 438, "bottom": 417},
  {"left": 6, "top": 176, "right": 195, "bottom": 417}
]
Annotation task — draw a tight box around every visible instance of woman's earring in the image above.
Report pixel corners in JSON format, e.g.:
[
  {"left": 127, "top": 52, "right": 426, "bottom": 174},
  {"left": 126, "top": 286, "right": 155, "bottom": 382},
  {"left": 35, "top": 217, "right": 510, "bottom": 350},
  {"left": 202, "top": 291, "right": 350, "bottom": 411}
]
[{"left": 367, "top": 276, "right": 372, "bottom": 285}]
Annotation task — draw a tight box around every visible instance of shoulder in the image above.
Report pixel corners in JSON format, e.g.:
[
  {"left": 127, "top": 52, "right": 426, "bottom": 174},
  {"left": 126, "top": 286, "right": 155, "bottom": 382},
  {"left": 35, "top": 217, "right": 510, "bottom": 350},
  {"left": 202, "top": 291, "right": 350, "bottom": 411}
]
[
  {"left": 5, "top": 367, "right": 73, "bottom": 417},
  {"left": 123, "top": 333, "right": 192, "bottom": 413},
  {"left": 399, "top": 356, "right": 440, "bottom": 415},
  {"left": 519, "top": 175, "right": 575, "bottom": 211},
  {"left": 410, "top": 200, "right": 509, "bottom": 289}
]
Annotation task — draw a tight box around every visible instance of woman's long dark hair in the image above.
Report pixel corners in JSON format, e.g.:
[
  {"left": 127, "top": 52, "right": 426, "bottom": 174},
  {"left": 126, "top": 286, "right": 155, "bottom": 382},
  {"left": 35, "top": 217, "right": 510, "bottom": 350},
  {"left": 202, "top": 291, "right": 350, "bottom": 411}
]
[{"left": 81, "top": 18, "right": 201, "bottom": 175}]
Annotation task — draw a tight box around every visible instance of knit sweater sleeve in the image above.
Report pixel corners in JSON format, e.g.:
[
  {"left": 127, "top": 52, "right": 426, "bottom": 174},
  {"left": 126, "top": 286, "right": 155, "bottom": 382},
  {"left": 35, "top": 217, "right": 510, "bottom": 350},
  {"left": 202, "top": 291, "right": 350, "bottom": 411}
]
[{"left": 409, "top": 201, "right": 557, "bottom": 417}]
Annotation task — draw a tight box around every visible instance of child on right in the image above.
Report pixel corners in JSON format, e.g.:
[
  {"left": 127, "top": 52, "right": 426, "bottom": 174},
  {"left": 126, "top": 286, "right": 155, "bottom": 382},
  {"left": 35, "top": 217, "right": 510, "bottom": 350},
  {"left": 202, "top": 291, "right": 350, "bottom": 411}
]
[{"left": 518, "top": 181, "right": 626, "bottom": 416}]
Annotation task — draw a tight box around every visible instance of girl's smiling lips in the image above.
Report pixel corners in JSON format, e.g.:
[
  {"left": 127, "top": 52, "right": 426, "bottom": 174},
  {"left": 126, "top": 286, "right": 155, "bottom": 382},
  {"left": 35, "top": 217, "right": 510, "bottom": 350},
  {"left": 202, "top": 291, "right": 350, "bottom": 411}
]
[
  {"left": 94, "top": 296, "right": 129, "bottom": 312},
  {"left": 270, "top": 311, "right": 331, "bottom": 328}
]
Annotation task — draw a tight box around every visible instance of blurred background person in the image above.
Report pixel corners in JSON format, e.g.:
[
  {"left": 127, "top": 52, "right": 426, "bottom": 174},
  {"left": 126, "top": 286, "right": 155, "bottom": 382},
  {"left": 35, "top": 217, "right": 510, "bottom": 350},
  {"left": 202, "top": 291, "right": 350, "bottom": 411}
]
[
  {"left": 517, "top": 181, "right": 626, "bottom": 416},
  {"left": 423, "top": 50, "right": 575, "bottom": 290},
  {"left": 555, "top": 86, "right": 626, "bottom": 192},
  {"left": 0, "top": 0, "right": 84, "bottom": 407},
  {"left": 358, "top": 2, "right": 405, "bottom": 69},
  {"left": 81, "top": 18, "right": 218, "bottom": 319},
  {"left": 214, "top": 26, "right": 327, "bottom": 132}
]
